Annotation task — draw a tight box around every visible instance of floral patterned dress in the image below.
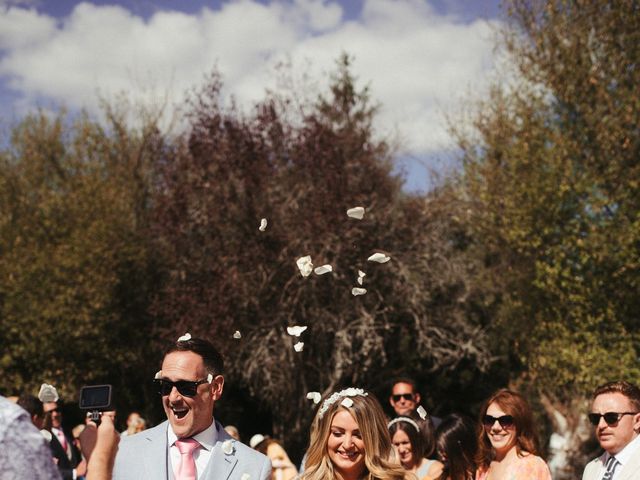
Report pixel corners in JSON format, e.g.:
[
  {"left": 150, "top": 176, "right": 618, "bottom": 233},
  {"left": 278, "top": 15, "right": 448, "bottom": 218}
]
[{"left": 475, "top": 454, "right": 552, "bottom": 480}]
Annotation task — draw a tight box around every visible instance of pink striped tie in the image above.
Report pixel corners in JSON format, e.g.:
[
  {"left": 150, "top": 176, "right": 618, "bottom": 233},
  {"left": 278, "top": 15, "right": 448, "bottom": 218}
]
[{"left": 175, "top": 438, "right": 200, "bottom": 480}]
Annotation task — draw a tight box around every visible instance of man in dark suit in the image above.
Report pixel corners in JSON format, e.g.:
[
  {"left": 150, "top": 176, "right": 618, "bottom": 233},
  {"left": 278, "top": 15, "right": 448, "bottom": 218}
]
[
  {"left": 114, "top": 335, "right": 271, "bottom": 480},
  {"left": 43, "top": 398, "right": 85, "bottom": 480}
]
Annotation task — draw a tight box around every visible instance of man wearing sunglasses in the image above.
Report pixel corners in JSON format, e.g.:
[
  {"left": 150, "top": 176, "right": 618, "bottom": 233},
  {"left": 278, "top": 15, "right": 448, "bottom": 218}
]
[
  {"left": 582, "top": 380, "right": 640, "bottom": 480},
  {"left": 113, "top": 336, "right": 271, "bottom": 480},
  {"left": 389, "top": 377, "right": 441, "bottom": 427}
]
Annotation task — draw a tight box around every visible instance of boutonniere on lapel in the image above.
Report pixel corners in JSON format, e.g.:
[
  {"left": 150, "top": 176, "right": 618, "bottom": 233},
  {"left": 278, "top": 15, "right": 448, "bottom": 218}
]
[
  {"left": 241, "top": 474, "right": 250, "bottom": 480},
  {"left": 222, "top": 440, "right": 235, "bottom": 455}
]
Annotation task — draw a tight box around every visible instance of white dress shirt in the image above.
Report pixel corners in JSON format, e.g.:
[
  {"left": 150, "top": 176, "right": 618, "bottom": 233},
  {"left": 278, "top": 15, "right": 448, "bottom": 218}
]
[
  {"left": 603, "top": 434, "right": 640, "bottom": 480},
  {"left": 167, "top": 419, "right": 218, "bottom": 480}
]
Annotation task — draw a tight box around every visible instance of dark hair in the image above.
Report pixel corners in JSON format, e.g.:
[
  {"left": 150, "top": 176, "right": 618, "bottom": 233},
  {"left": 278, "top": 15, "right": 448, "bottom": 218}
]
[
  {"left": 17, "top": 394, "right": 43, "bottom": 418},
  {"left": 390, "top": 377, "right": 419, "bottom": 394},
  {"left": 164, "top": 337, "right": 224, "bottom": 375},
  {"left": 592, "top": 381, "right": 640, "bottom": 411},
  {"left": 476, "top": 389, "right": 540, "bottom": 469},
  {"left": 389, "top": 415, "right": 426, "bottom": 461},
  {"left": 435, "top": 414, "right": 477, "bottom": 480}
]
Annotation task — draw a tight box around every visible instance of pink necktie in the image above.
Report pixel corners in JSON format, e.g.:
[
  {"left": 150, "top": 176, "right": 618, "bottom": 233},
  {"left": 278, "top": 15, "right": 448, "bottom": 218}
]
[
  {"left": 175, "top": 438, "right": 200, "bottom": 480},
  {"left": 56, "top": 429, "right": 68, "bottom": 453}
]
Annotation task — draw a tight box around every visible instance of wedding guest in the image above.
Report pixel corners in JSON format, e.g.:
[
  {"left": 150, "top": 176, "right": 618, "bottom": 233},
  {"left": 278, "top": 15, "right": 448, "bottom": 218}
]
[
  {"left": 252, "top": 435, "right": 298, "bottom": 480},
  {"left": 389, "top": 416, "right": 443, "bottom": 479},
  {"left": 301, "top": 387, "right": 411, "bottom": 480},
  {"left": 434, "top": 414, "right": 477, "bottom": 480},
  {"left": 475, "top": 389, "right": 551, "bottom": 480}
]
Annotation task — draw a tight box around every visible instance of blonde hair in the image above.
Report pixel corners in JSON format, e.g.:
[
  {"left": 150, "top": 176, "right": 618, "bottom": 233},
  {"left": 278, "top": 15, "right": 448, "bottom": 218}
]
[{"left": 301, "top": 389, "right": 411, "bottom": 480}]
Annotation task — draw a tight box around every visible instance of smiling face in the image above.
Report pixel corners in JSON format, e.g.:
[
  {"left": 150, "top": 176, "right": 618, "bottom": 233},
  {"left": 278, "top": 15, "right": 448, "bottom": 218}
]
[
  {"left": 484, "top": 401, "right": 517, "bottom": 458},
  {"left": 592, "top": 392, "right": 640, "bottom": 455},
  {"left": 391, "top": 429, "right": 414, "bottom": 468},
  {"left": 327, "top": 409, "right": 366, "bottom": 480},
  {"left": 160, "top": 350, "right": 223, "bottom": 438}
]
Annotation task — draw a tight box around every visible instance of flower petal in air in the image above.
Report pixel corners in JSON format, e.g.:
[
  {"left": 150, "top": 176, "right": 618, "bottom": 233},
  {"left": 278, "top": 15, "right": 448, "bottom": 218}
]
[
  {"left": 233, "top": 330, "right": 242, "bottom": 339},
  {"left": 154, "top": 370, "right": 162, "bottom": 379},
  {"left": 367, "top": 253, "right": 391, "bottom": 263},
  {"left": 351, "top": 287, "right": 367, "bottom": 296},
  {"left": 357, "top": 270, "right": 366, "bottom": 285},
  {"left": 341, "top": 398, "right": 354, "bottom": 408},
  {"left": 177, "top": 333, "right": 191, "bottom": 342},
  {"left": 259, "top": 218, "right": 267, "bottom": 231},
  {"left": 294, "top": 341, "right": 304, "bottom": 352},
  {"left": 417, "top": 405, "right": 428, "bottom": 420},
  {"left": 38, "top": 384, "right": 59, "bottom": 403},
  {"left": 347, "top": 207, "right": 365, "bottom": 219},
  {"left": 314, "top": 264, "right": 333, "bottom": 275},
  {"left": 306, "top": 392, "right": 322, "bottom": 404},
  {"left": 296, "top": 256, "right": 313, "bottom": 277},
  {"left": 287, "top": 325, "right": 307, "bottom": 337}
]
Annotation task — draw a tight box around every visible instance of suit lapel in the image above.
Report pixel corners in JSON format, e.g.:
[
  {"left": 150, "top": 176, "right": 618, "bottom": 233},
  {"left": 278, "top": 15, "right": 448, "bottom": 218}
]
[
  {"left": 203, "top": 422, "right": 238, "bottom": 480},
  {"left": 143, "top": 421, "right": 170, "bottom": 479},
  {"left": 618, "top": 450, "right": 640, "bottom": 480}
]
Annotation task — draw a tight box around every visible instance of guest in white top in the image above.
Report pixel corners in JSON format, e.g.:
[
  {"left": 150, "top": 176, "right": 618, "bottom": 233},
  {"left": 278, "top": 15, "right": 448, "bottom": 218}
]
[{"left": 582, "top": 380, "right": 640, "bottom": 480}]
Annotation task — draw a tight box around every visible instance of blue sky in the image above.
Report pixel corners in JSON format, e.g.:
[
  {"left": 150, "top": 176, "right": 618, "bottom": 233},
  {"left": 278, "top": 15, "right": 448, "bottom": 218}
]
[{"left": 0, "top": 0, "right": 504, "bottom": 191}]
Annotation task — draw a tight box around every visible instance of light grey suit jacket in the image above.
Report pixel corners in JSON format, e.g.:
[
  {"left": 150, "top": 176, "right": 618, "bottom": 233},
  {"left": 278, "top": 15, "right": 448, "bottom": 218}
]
[
  {"left": 113, "top": 420, "right": 271, "bottom": 480},
  {"left": 582, "top": 451, "right": 640, "bottom": 480}
]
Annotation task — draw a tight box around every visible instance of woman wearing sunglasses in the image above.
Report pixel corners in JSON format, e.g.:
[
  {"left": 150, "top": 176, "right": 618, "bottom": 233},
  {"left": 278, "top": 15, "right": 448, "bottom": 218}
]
[{"left": 475, "top": 389, "right": 551, "bottom": 480}]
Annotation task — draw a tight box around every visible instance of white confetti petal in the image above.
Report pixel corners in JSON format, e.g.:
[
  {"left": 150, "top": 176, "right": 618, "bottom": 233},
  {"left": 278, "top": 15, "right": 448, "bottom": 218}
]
[
  {"left": 367, "top": 252, "right": 391, "bottom": 263},
  {"left": 38, "top": 384, "right": 59, "bottom": 403},
  {"left": 241, "top": 475, "right": 251, "bottom": 480},
  {"left": 154, "top": 370, "right": 162, "bottom": 379},
  {"left": 306, "top": 392, "right": 322, "bottom": 404},
  {"left": 294, "top": 341, "right": 304, "bottom": 352},
  {"left": 287, "top": 325, "right": 308, "bottom": 337},
  {"left": 314, "top": 264, "right": 333, "bottom": 275},
  {"left": 417, "top": 405, "right": 428, "bottom": 420},
  {"left": 207, "top": 373, "right": 213, "bottom": 383},
  {"left": 177, "top": 333, "right": 191, "bottom": 342},
  {"left": 259, "top": 218, "right": 267, "bottom": 231},
  {"left": 340, "top": 397, "right": 354, "bottom": 408},
  {"left": 347, "top": 207, "right": 365, "bottom": 219},
  {"left": 296, "top": 255, "right": 314, "bottom": 277},
  {"left": 233, "top": 330, "right": 242, "bottom": 339},
  {"left": 357, "top": 270, "right": 366, "bottom": 285},
  {"left": 222, "top": 439, "right": 234, "bottom": 455},
  {"left": 351, "top": 287, "right": 367, "bottom": 296}
]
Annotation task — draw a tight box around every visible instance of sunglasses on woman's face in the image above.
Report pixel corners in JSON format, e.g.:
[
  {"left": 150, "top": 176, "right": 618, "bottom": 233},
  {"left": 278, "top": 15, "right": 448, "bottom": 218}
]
[
  {"left": 587, "top": 412, "right": 638, "bottom": 426},
  {"left": 482, "top": 414, "right": 515, "bottom": 428}
]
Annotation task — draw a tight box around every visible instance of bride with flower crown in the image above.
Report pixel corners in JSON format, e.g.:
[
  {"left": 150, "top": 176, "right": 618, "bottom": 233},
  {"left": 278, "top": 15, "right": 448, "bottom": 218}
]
[{"left": 301, "top": 388, "right": 415, "bottom": 480}]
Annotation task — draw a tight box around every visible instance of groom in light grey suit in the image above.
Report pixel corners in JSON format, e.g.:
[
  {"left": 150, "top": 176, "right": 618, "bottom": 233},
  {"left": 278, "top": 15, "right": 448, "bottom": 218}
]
[
  {"left": 582, "top": 381, "right": 640, "bottom": 480},
  {"left": 114, "top": 336, "right": 271, "bottom": 480}
]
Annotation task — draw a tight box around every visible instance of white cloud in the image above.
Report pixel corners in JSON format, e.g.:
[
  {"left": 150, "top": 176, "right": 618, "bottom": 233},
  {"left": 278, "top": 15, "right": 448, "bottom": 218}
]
[{"left": 0, "top": 0, "right": 501, "bottom": 165}]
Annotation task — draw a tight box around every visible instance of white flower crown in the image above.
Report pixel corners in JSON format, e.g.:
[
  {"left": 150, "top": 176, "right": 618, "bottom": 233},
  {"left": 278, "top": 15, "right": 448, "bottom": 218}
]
[
  {"left": 387, "top": 416, "right": 420, "bottom": 432},
  {"left": 318, "top": 387, "right": 368, "bottom": 418}
]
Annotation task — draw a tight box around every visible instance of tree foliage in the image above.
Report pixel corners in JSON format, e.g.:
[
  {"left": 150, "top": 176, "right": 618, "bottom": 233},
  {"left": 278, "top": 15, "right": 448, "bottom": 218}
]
[
  {"left": 0, "top": 106, "right": 163, "bottom": 414},
  {"left": 455, "top": 0, "right": 640, "bottom": 475},
  {"left": 151, "top": 54, "right": 494, "bottom": 453}
]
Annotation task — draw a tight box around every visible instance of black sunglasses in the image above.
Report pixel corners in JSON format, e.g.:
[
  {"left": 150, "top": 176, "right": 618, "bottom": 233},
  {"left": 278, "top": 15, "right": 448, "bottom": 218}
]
[
  {"left": 587, "top": 412, "right": 638, "bottom": 426},
  {"left": 392, "top": 393, "right": 414, "bottom": 402},
  {"left": 482, "top": 414, "right": 515, "bottom": 428},
  {"left": 154, "top": 378, "right": 209, "bottom": 397}
]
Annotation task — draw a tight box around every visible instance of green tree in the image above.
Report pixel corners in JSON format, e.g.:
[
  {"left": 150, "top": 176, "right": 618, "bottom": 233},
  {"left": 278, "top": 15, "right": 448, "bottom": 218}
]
[
  {"left": 151, "top": 55, "right": 494, "bottom": 456},
  {"left": 455, "top": 1, "right": 640, "bottom": 476},
  {"left": 0, "top": 107, "right": 163, "bottom": 417}
]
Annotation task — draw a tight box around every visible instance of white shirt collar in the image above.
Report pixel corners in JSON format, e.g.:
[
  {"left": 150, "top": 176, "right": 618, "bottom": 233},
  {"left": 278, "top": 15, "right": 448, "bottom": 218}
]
[
  {"left": 166, "top": 417, "right": 218, "bottom": 451},
  {"left": 608, "top": 432, "right": 640, "bottom": 466}
]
